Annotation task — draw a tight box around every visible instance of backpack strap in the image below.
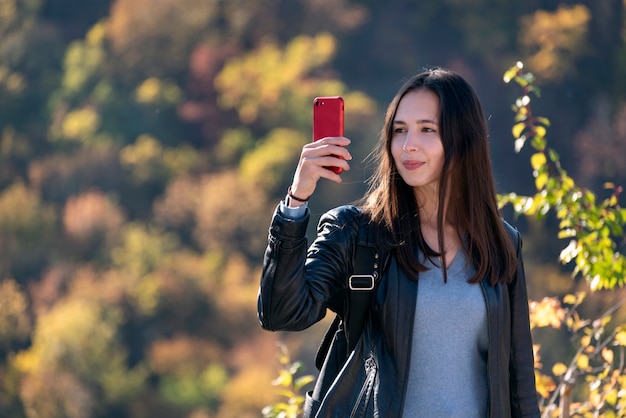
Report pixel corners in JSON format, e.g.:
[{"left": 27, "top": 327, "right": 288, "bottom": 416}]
[
  {"left": 344, "top": 244, "right": 380, "bottom": 352},
  {"left": 314, "top": 215, "right": 384, "bottom": 370}
]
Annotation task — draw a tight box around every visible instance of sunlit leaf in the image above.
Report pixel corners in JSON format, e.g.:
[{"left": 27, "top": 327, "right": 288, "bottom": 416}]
[
  {"left": 552, "top": 362, "right": 567, "bottom": 377},
  {"left": 576, "top": 354, "right": 589, "bottom": 370},
  {"left": 503, "top": 66, "right": 519, "bottom": 83},
  {"left": 534, "top": 371, "right": 556, "bottom": 399},
  {"left": 530, "top": 152, "right": 547, "bottom": 170},
  {"left": 294, "top": 375, "right": 315, "bottom": 391},
  {"left": 535, "top": 172, "right": 548, "bottom": 190},
  {"left": 580, "top": 335, "right": 591, "bottom": 348},
  {"left": 601, "top": 348, "right": 614, "bottom": 364},
  {"left": 535, "top": 126, "right": 546, "bottom": 138},
  {"left": 514, "top": 136, "right": 527, "bottom": 153},
  {"left": 606, "top": 389, "right": 618, "bottom": 406},
  {"left": 562, "top": 294, "right": 577, "bottom": 304},
  {"left": 512, "top": 122, "right": 526, "bottom": 139}
]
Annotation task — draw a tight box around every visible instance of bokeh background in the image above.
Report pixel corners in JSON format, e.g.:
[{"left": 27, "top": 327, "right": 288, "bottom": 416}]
[{"left": 0, "top": 0, "right": 625, "bottom": 417}]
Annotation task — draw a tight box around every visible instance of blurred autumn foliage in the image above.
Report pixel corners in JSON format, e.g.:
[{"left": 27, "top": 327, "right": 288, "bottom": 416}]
[{"left": 0, "top": 1, "right": 625, "bottom": 417}]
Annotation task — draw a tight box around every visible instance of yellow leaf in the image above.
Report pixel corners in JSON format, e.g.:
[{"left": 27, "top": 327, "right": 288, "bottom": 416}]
[
  {"left": 580, "top": 335, "right": 591, "bottom": 347},
  {"left": 535, "top": 172, "right": 548, "bottom": 190},
  {"left": 601, "top": 348, "right": 614, "bottom": 364},
  {"left": 552, "top": 362, "right": 567, "bottom": 376},
  {"left": 503, "top": 66, "right": 519, "bottom": 83},
  {"left": 615, "top": 329, "right": 626, "bottom": 346},
  {"left": 512, "top": 122, "right": 526, "bottom": 139},
  {"left": 590, "top": 389, "right": 602, "bottom": 408},
  {"left": 534, "top": 371, "right": 556, "bottom": 399},
  {"left": 530, "top": 152, "right": 547, "bottom": 170},
  {"left": 535, "top": 126, "right": 547, "bottom": 138},
  {"left": 557, "top": 229, "right": 576, "bottom": 239},
  {"left": 562, "top": 294, "right": 577, "bottom": 304},
  {"left": 529, "top": 297, "right": 564, "bottom": 329},
  {"left": 606, "top": 389, "right": 618, "bottom": 406},
  {"left": 576, "top": 354, "right": 589, "bottom": 370}
]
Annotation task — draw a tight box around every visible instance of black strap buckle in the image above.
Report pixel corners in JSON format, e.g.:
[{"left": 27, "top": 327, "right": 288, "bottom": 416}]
[{"left": 348, "top": 274, "right": 375, "bottom": 291}]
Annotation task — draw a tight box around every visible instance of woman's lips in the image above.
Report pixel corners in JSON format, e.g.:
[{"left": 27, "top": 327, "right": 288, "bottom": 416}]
[{"left": 402, "top": 160, "right": 425, "bottom": 170}]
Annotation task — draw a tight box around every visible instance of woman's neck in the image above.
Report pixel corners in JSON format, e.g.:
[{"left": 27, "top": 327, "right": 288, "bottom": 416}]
[
  {"left": 414, "top": 188, "right": 461, "bottom": 266},
  {"left": 414, "top": 188, "right": 443, "bottom": 228}
]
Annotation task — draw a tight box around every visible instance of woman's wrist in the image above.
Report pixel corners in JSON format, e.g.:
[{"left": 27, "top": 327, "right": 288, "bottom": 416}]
[
  {"left": 287, "top": 186, "right": 309, "bottom": 207},
  {"left": 288, "top": 186, "right": 310, "bottom": 202}
]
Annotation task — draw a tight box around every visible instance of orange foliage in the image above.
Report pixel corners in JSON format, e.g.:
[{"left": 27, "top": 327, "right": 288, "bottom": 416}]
[
  {"left": 529, "top": 297, "right": 566, "bottom": 329},
  {"left": 519, "top": 5, "right": 590, "bottom": 80},
  {"left": 194, "top": 172, "right": 269, "bottom": 256},
  {"left": 20, "top": 371, "right": 94, "bottom": 418},
  {"left": 148, "top": 335, "right": 223, "bottom": 375},
  {"left": 153, "top": 176, "right": 200, "bottom": 227},
  {"left": 220, "top": 335, "right": 314, "bottom": 418},
  {"left": 63, "top": 189, "right": 125, "bottom": 242}
]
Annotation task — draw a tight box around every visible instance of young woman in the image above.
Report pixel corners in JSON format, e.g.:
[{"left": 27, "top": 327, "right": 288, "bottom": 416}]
[{"left": 258, "top": 68, "right": 540, "bottom": 417}]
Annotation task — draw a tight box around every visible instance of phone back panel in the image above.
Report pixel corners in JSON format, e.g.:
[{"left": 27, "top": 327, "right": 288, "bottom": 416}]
[{"left": 313, "top": 96, "right": 344, "bottom": 141}]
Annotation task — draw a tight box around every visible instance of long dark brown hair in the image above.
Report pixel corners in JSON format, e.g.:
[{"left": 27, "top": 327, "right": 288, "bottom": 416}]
[{"left": 362, "top": 68, "right": 517, "bottom": 285}]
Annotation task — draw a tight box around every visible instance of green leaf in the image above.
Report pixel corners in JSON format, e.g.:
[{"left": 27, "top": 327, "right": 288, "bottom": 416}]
[
  {"left": 294, "top": 375, "right": 315, "bottom": 391},
  {"left": 530, "top": 134, "right": 546, "bottom": 151},
  {"left": 536, "top": 116, "right": 551, "bottom": 126}
]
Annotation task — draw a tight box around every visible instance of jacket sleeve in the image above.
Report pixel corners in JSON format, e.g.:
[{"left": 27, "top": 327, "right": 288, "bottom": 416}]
[
  {"left": 257, "top": 204, "right": 360, "bottom": 332},
  {"left": 508, "top": 228, "right": 541, "bottom": 417}
]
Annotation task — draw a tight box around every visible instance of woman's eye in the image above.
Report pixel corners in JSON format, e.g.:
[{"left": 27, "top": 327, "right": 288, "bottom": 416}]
[
  {"left": 422, "top": 127, "right": 436, "bottom": 133},
  {"left": 393, "top": 128, "right": 407, "bottom": 134}
]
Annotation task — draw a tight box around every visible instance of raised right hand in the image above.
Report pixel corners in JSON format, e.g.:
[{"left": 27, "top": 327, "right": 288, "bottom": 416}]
[{"left": 288, "top": 136, "right": 352, "bottom": 206}]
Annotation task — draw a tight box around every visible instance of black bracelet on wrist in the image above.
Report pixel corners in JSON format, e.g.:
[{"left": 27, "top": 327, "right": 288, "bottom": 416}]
[{"left": 288, "top": 186, "right": 310, "bottom": 202}]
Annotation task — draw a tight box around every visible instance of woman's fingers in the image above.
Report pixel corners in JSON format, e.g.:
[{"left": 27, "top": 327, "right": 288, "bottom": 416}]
[
  {"left": 290, "top": 137, "right": 352, "bottom": 199},
  {"left": 302, "top": 137, "right": 352, "bottom": 174},
  {"left": 304, "top": 137, "right": 352, "bottom": 165}
]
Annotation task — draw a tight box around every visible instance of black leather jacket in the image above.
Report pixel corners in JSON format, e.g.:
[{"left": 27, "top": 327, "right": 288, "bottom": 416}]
[{"left": 258, "top": 204, "right": 540, "bottom": 417}]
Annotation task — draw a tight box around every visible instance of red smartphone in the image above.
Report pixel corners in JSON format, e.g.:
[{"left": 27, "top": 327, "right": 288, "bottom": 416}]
[{"left": 313, "top": 96, "right": 345, "bottom": 174}]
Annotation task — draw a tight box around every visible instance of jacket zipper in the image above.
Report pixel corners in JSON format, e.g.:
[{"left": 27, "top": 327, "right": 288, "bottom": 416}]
[{"left": 350, "top": 356, "right": 378, "bottom": 418}]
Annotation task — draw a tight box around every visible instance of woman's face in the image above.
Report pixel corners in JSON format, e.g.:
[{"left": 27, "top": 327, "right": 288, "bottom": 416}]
[{"left": 391, "top": 89, "right": 445, "bottom": 196}]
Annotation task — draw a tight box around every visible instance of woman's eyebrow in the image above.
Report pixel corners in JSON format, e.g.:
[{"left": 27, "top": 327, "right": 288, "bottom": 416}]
[{"left": 393, "top": 119, "right": 438, "bottom": 125}]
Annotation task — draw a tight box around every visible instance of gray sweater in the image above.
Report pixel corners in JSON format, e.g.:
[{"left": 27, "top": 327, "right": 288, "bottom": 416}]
[{"left": 402, "top": 249, "right": 489, "bottom": 417}]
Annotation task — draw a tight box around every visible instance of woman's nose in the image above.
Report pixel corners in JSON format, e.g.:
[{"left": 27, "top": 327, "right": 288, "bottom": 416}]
[{"left": 402, "top": 130, "right": 419, "bottom": 152}]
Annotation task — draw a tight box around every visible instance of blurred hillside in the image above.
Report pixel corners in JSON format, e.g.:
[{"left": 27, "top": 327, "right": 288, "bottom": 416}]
[{"left": 0, "top": 0, "right": 625, "bottom": 417}]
